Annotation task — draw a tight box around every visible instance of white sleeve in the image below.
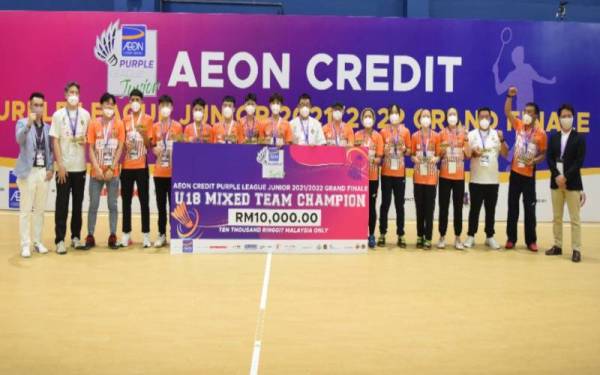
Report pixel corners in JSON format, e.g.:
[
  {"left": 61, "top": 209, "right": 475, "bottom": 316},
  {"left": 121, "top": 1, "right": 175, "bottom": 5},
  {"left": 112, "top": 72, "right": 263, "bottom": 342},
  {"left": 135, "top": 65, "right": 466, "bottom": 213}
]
[
  {"left": 314, "top": 120, "right": 326, "bottom": 145},
  {"left": 49, "top": 111, "right": 62, "bottom": 139}
]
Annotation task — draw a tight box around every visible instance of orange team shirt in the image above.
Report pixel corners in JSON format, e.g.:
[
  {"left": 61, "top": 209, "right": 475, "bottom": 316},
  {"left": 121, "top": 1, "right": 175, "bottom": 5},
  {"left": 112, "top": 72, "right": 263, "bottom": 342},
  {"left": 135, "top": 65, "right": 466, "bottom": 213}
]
[
  {"left": 212, "top": 120, "right": 243, "bottom": 144},
  {"left": 87, "top": 117, "right": 125, "bottom": 178},
  {"left": 355, "top": 129, "right": 384, "bottom": 181},
  {"left": 122, "top": 113, "right": 154, "bottom": 170},
  {"left": 511, "top": 118, "right": 547, "bottom": 177},
  {"left": 411, "top": 129, "right": 440, "bottom": 185},
  {"left": 322, "top": 122, "right": 355, "bottom": 147},
  {"left": 380, "top": 124, "right": 411, "bottom": 177},
  {"left": 152, "top": 120, "right": 183, "bottom": 178},
  {"left": 259, "top": 117, "right": 293, "bottom": 146},
  {"left": 437, "top": 127, "right": 467, "bottom": 180},
  {"left": 238, "top": 116, "right": 265, "bottom": 144},
  {"left": 184, "top": 122, "right": 213, "bottom": 143}
]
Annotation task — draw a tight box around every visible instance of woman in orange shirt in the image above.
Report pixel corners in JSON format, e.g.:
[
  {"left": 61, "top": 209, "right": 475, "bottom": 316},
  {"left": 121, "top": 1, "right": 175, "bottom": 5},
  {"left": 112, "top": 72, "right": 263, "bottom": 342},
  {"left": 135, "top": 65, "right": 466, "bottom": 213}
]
[{"left": 354, "top": 108, "right": 383, "bottom": 248}]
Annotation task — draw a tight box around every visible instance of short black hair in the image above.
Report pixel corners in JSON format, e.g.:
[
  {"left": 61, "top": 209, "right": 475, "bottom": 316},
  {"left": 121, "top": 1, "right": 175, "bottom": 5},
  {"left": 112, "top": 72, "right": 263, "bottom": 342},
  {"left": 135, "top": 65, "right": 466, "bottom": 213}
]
[
  {"left": 29, "top": 92, "right": 45, "bottom": 102},
  {"left": 269, "top": 93, "right": 284, "bottom": 104},
  {"left": 222, "top": 95, "right": 235, "bottom": 105},
  {"left": 477, "top": 107, "right": 492, "bottom": 116},
  {"left": 558, "top": 103, "right": 575, "bottom": 116},
  {"left": 331, "top": 102, "right": 344, "bottom": 110},
  {"left": 298, "top": 93, "right": 311, "bottom": 103},
  {"left": 244, "top": 93, "right": 257, "bottom": 103},
  {"left": 192, "top": 97, "right": 206, "bottom": 108},
  {"left": 100, "top": 92, "right": 116, "bottom": 105},
  {"left": 64, "top": 81, "right": 80, "bottom": 92},
  {"left": 129, "top": 89, "right": 144, "bottom": 99},
  {"left": 159, "top": 95, "right": 173, "bottom": 105},
  {"left": 525, "top": 102, "right": 540, "bottom": 115}
]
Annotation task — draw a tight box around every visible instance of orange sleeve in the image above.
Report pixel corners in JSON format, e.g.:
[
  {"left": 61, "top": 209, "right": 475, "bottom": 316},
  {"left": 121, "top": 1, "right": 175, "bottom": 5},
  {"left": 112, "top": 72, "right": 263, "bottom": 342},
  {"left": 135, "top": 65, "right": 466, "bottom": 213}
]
[
  {"left": 376, "top": 133, "right": 384, "bottom": 157},
  {"left": 236, "top": 122, "right": 245, "bottom": 144},
  {"left": 403, "top": 129, "right": 411, "bottom": 152},
  {"left": 284, "top": 122, "right": 293, "bottom": 144},
  {"left": 411, "top": 132, "right": 418, "bottom": 154},
  {"left": 87, "top": 121, "right": 96, "bottom": 144},
  {"left": 538, "top": 129, "right": 548, "bottom": 152},
  {"left": 345, "top": 126, "right": 355, "bottom": 145}
]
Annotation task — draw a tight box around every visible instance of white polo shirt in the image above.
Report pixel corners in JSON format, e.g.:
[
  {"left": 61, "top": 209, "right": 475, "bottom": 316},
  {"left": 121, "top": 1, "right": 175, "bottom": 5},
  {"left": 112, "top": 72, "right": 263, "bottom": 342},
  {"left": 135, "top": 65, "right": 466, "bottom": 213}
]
[
  {"left": 50, "top": 107, "right": 91, "bottom": 172},
  {"left": 467, "top": 128, "right": 501, "bottom": 184},
  {"left": 290, "top": 116, "right": 326, "bottom": 145}
]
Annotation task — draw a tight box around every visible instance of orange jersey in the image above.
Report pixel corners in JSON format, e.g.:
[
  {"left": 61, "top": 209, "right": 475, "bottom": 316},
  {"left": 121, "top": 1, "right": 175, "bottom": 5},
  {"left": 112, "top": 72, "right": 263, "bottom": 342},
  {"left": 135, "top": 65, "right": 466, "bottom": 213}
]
[
  {"left": 152, "top": 120, "right": 183, "bottom": 178},
  {"left": 122, "top": 113, "right": 154, "bottom": 170},
  {"left": 355, "top": 129, "right": 384, "bottom": 181},
  {"left": 212, "top": 120, "right": 242, "bottom": 144},
  {"left": 87, "top": 117, "right": 125, "bottom": 177},
  {"left": 437, "top": 127, "right": 467, "bottom": 180},
  {"left": 511, "top": 118, "right": 547, "bottom": 177},
  {"left": 259, "top": 117, "right": 293, "bottom": 146},
  {"left": 322, "top": 122, "right": 355, "bottom": 147},
  {"left": 380, "top": 124, "right": 411, "bottom": 177},
  {"left": 238, "top": 116, "right": 264, "bottom": 144},
  {"left": 411, "top": 129, "right": 440, "bottom": 185},
  {"left": 184, "top": 122, "right": 213, "bottom": 143}
]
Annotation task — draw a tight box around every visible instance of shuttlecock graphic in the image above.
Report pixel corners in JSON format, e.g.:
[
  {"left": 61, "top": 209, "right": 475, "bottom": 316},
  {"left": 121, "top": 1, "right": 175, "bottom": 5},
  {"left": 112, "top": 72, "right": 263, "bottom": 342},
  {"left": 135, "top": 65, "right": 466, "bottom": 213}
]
[
  {"left": 171, "top": 202, "right": 195, "bottom": 228},
  {"left": 171, "top": 202, "right": 201, "bottom": 238},
  {"left": 94, "top": 20, "right": 120, "bottom": 66}
]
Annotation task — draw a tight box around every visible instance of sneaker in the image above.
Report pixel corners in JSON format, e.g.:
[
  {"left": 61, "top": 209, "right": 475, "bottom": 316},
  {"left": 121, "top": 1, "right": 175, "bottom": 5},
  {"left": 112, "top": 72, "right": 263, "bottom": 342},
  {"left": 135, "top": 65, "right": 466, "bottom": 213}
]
[
  {"left": 485, "top": 237, "right": 501, "bottom": 250},
  {"left": 505, "top": 241, "right": 515, "bottom": 250},
  {"left": 119, "top": 232, "right": 131, "bottom": 248},
  {"left": 142, "top": 233, "right": 152, "bottom": 248},
  {"left": 56, "top": 241, "right": 67, "bottom": 255},
  {"left": 154, "top": 234, "right": 167, "bottom": 248},
  {"left": 84, "top": 235, "right": 95, "bottom": 249},
  {"left": 545, "top": 246, "right": 562, "bottom": 256},
  {"left": 416, "top": 237, "right": 424, "bottom": 249},
  {"left": 454, "top": 237, "right": 464, "bottom": 250},
  {"left": 527, "top": 243, "right": 538, "bottom": 252},
  {"left": 368, "top": 235, "right": 376, "bottom": 249},
  {"left": 423, "top": 239, "right": 432, "bottom": 250},
  {"left": 376, "top": 236, "right": 386, "bottom": 247},
  {"left": 464, "top": 236, "right": 475, "bottom": 248},
  {"left": 72, "top": 237, "right": 86, "bottom": 249},
  {"left": 108, "top": 234, "right": 119, "bottom": 249},
  {"left": 437, "top": 236, "right": 446, "bottom": 249},
  {"left": 21, "top": 246, "right": 31, "bottom": 258},
  {"left": 397, "top": 236, "right": 407, "bottom": 249},
  {"left": 34, "top": 242, "right": 48, "bottom": 254}
]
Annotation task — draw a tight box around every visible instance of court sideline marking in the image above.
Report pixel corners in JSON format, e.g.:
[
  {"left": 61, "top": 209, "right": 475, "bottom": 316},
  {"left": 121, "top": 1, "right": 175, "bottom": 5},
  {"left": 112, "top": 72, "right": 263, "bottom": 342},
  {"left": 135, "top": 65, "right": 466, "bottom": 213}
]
[{"left": 250, "top": 252, "right": 273, "bottom": 375}]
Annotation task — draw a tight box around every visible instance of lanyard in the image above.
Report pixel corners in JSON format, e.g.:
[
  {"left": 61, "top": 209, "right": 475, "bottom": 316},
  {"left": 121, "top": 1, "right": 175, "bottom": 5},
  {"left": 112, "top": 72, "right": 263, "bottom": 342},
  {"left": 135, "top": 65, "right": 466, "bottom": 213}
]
[
  {"left": 300, "top": 118, "right": 310, "bottom": 144},
  {"left": 34, "top": 123, "right": 45, "bottom": 150},
  {"left": 521, "top": 126, "right": 534, "bottom": 153},
  {"left": 161, "top": 120, "right": 172, "bottom": 148},
  {"left": 447, "top": 128, "right": 458, "bottom": 148},
  {"left": 130, "top": 112, "right": 142, "bottom": 135},
  {"left": 245, "top": 117, "right": 255, "bottom": 138},
  {"left": 102, "top": 119, "right": 114, "bottom": 147},
  {"left": 420, "top": 129, "right": 430, "bottom": 153},
  {"left": 363, "top": 131, "right": 373, "bottom": 148},
  {"left": 193, "top": 122, "right": 204, "bottom": 142},
  {"left": 478, "top": 130, "right": 489, "bottom": 149},
  {"left": 271, "top": 117, "right": 281, "bottom": 144},
  {"left": 67, "top": 108, "right": 79, "bottom": 137}
]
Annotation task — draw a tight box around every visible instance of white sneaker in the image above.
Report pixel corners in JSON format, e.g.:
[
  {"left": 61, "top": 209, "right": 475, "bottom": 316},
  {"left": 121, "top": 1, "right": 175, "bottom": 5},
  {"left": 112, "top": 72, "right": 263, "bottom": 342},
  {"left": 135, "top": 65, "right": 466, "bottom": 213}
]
[
  {"left": 437, "top": 236, "right": 446, "bottom": 249},
  {"left": 154, "top": 234, "right": 167, "bottom": 248},
  {"left": 21, "top": 246, "right": 31, "bottom": 258},
  {"left": 485, "top": 237, "right": 501, "bottom": 250},
  {"left": 56, "top": 241, "right": 67, "bottom": 255},
  {"left": 119, "top": 232, "right": 131, "bottom": 248},
  {"left": 71, "top": 237, "right": 83, "bottom": 249},
  {"left": 454, "top": 237, "right": 464, "bottom": 250},
  {"left": 464, "top": 236, "right": 475, "bottom": 248},
  {"left": 34, "top": 242, "right": 48, "bottom": 254},
  {"left": 143, "top": 233, "right": 152, "bottom": 248}
]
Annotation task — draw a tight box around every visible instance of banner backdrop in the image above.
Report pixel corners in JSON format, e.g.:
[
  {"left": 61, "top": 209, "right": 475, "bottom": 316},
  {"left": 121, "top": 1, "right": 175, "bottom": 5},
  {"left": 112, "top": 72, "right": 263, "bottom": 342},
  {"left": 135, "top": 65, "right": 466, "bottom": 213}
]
[{"left": 0, "top": 11, "right": 598, "bottom": 220}]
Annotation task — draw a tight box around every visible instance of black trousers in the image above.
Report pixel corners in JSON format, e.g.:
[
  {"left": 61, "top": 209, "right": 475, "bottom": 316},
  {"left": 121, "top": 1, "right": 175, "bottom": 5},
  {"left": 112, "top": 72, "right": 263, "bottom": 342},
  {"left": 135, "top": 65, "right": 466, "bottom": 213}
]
[
  {"left": 379, "top": 175, "right": 406, "bottom": 236},
  {"left": 467, "top": 183, "right": 499, "bottom": 238},
  {"left": 438, "top": 177, "right": 465, "bottom": 237},
  {"left": 121, "top": 168, "right": 150, "bottom": 234},
  {"left": 368, "top": 180, "right": 379, "bottom": 236},
  {"left": 154, "top": 177, "right": 172, "bottom": 236},
  {"left": 54, "top": 171, "right": 86, "bottom": 244},
  {"left": 506, "top": 171, "right": 537, "bottom": 245},
  {"left": 414, "top": 183, "right": 436, "bottom": 240}
]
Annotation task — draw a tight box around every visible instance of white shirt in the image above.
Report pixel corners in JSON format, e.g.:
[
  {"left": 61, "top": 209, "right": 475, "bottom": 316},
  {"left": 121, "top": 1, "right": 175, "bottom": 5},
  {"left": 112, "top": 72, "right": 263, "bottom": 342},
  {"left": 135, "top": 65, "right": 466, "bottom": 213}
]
[
  {"left": 49, "top": 107, "right": 91, "bottom": 172},
  {"left": 560, "top": 129, "right": 571, "bottom": 159},
  {"left": 290, "top": 116, "right": 326, "bottom": 145},
  {"left": 468, "top": 128, "right": 501, "bottom": 184}
]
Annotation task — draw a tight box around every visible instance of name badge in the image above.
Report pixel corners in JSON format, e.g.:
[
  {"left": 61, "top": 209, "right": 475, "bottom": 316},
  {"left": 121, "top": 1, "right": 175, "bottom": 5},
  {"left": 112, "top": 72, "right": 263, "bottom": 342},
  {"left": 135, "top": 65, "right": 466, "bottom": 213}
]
[
  {"left": 448, "top": 160, "right": 457, "bottom": 174},
  {"left": 480, "top": 154, "right": 490, "bottom": 167},
  {"left": 390, "top": 155, "right": 399, "bottom": 171},
  {"left": 275, "top": 137, "right": 284, "bottom": 146},
  {"left": 35, "top": 150, "right": 45, "bottom": 167},
  {"left": 160, "top": 152, "right": 171, "bottom": 167},
  {"left": 340, "top": 139, "right": 347, "bottom": 147},
  {"left": 129, "top": 147, "right": 139, "bottom": 160},
  {"left": 102, "top": 149, "right": 113, "bottom": 166}
]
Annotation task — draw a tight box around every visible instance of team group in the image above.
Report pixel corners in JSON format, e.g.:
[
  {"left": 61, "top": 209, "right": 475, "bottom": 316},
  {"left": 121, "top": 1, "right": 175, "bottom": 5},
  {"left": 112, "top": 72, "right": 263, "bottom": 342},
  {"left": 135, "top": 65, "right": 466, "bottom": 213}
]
[{"left": 15, "top": 82, "right": 585, "bottom": 261}]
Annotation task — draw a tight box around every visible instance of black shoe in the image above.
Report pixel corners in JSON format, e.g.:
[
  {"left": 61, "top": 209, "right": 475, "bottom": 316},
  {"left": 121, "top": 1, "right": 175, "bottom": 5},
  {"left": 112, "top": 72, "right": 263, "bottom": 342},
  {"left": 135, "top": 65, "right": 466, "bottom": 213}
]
[
  {"left": 545, "top": 246, "right": 562, "bottom": 256},
  {"left": 416, "top": 237, "right": 424, "bottom": 249},
  {"left": 572, "top": 250, "right": 581, "bottom": 263},
  {"left": 377, "top": 236, "right": 386, "bottom": 247},
  {"left": 397, "top": 236, "right": 407, "bottom": 248}
]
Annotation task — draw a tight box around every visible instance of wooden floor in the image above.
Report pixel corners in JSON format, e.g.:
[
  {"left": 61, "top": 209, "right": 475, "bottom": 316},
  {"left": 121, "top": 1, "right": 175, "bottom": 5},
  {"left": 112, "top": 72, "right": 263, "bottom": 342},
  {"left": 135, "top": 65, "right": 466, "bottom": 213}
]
[{"left": 1, "top": 211, "right": 599, "bottom": 374}]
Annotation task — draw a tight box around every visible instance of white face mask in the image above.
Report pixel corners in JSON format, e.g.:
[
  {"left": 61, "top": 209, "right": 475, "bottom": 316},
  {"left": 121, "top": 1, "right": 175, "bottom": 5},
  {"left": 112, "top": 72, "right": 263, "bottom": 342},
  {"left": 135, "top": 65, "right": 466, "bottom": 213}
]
[
  {"left": 522, "top": 113, "right": 533, "bottom": 125},
  {"left": 270, "top": 103, "right": 281, "bottom": 115},
  {"left": 389, "top": 113, "right": 400, "bottom": 125},
  {"left": 67, "top": 94, "right": 79, "bottom": 106},
  {"left": 160, "top": 106, "right": 172, "bottom": 119},
  {"left": 479, "top": 118, "right": 490, "bottom": 130},
  {"left": 299, "top": 106, "right": 310, "bottom": 118},
  {"left": 193, "top": 110, "right": 204, "bottom": 122},
  {"left": 222, "top": 106, "right": 233, "bottom": 119},
  {"left": 363, "top": 117, "right": 374, "bottom": 128},
  {"left": 245, "top": 104, "right": 256, "bottom": 116},
  {"left": 130, "top": 101, "right": 141, "bottom": 113},
  {"left": 103, "top": 108, "right": 115, "bottom": 118},
  {"left": 31, "top": 106, "right": 44, "bottom": 115},
  {"left": 560, "top": 117, "right": 574, "bottom": 130},
  {"left": 332, "top": 110, "right": 343, "bottom": 122},
  {"left": 447, "top": 114, "right": 458, "bottom": 126},
  {"left": 420, "top": 116, "right": 431, "bottom": 128}
]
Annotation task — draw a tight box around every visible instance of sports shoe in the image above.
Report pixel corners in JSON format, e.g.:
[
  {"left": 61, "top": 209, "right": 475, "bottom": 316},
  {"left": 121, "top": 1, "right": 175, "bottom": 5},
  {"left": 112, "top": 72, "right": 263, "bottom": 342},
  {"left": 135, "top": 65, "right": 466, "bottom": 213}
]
[
  {"left": 34, "top": 242, "right": 48, "bottom": 254},
  {"left": 454, "top": 237, "right": 464, "bottom": 250},
  {"left": 397, "top": 236, "right": 407, "bottom": 248},
  {"left": 108, "top": 234, "right": 119, "bottom": 249},
  {"left": 505, "top": 241, "right": 515, "bottom": 249},
  {"left": 119, "top": 232, "right": 132, "bottom": 248},
  {"left": 154, "top": 234, "right": 167, "bottom": 248},
  {"left": 143, "top": 233, "right": 152, "bottom": 248},
  {"left": 21, "top": 246, "right": 31, "bottom": 258},
  {"left": 368, "top": 235, "right": 376, "bottom": 249},
  {"left": 84, "top": 235, "right": 95, "bottom": 249},
  {"left": 485, "top": 237, "right": 501, "bottom": 250},
  {"left": 464, "top": 236, "right": 475, "bottom": 248},
  {"left": 56, "top": 241, "right": 67, "bottom": 255},
  {"left": 377, "top": 236, "right": 386, "bottom": 247},
  {"left": 437, "top": 236, "right": 446, "bottom": 249}
]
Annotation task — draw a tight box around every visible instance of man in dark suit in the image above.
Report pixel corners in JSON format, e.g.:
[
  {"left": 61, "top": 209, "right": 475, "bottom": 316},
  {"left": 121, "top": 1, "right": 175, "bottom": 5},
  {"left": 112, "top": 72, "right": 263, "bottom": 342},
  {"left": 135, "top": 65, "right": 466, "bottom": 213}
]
[{"left": 546, "top": 104, "right": 586, "bottom": 262}]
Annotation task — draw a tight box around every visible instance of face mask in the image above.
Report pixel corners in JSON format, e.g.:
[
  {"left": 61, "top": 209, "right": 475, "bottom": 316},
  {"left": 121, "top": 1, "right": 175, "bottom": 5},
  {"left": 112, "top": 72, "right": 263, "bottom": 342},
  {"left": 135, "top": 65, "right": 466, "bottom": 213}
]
[
  {"left": 420, "top": 116, "right": 431, "bottom": 128},
  {"left": 67, "top": 94, "right": 79, "bottom": 106},
  {"left": 245, "top": 105, "right": 256, "bottom": 116},
  {"left": 160, "top": 106, "right": 172, "bottom": 119},
  {"left": 447, "top": 114, "right": 458, "bottom": 126},
  {"left": 270, "top": 103, "right": 281, "bottom": 115},
  {"left": 389, "top": 113, "right": 400, "bottom": 125},
  {"left": 363, "top": 117, "right": 374, "bottom": 128},
  {"left": 193, "top": 110, "right": 204, "bottom": 122},
  {"left": 479, "top": 118, "right": 490, "bottom": 130},
  {"left": 130, "top": 101, "right": 141, "bottom": 113},
  {"left": 522, "top": 113, "right": 533, "bottom": 125},
  {"left": 222, "top": 106, "right": 233, "bottom": 119},
  {"left": 299, "top": 106, "right": 310, "bottom": 118},
  {"left": 332, "top": 110, "right": 343, "bottom": 121},
  {"left": 560, "top": 117, "right": 573, "bottom": 130},
  {"left": 103, "top": 108, "right": 115, "bottom": 118},
  {"left": 31, "top": 106, "right": 44, "bottom": 115}
]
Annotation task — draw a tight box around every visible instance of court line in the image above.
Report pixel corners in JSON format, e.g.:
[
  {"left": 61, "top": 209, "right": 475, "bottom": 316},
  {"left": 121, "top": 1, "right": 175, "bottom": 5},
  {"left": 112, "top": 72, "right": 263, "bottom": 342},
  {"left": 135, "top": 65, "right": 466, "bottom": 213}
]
[{"left": 250, "top": 252, "right": 273, "bottom": 375}]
